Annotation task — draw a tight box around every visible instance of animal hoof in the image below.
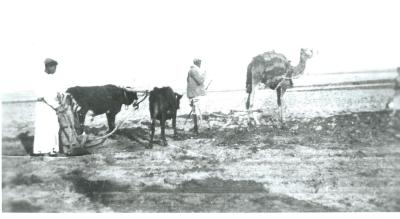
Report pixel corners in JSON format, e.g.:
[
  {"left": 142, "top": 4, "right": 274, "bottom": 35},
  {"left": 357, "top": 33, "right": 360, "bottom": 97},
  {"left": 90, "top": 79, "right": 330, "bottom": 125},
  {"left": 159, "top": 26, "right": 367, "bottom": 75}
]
[
  {"left": 189, "top": 127, "right": 199, "bottom": 134},
  {"left": 246, "top": 101, "right": 251, "bottom": 110},
  {"left": 247, "top": 120, "right": 256, "bottom": 128},
  {"left": 146, "top": 143, "right": 153, "bottom": 149},
  {"left": 247, "top": 117, "right": 259, "bottom": 127}
]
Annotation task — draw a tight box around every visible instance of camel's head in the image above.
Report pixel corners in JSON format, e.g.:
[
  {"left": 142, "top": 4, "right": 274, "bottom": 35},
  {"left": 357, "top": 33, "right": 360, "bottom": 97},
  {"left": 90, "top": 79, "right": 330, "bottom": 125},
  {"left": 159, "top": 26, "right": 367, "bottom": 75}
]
[{"left": 300, "top": 48, "right": 313, "bottom": 60}]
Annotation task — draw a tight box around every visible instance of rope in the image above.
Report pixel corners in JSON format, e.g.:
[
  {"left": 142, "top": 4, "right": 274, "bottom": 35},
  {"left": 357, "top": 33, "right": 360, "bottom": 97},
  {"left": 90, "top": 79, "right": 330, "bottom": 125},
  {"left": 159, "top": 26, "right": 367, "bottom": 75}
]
[
  {"left": 41, "top": 99, "right": 57, "bottom": 111},
  {"left": 133, "top": 91, "right": 149, "bottom": 109},
  {"left": 4, "top": 80, "right": 394, "bottom": 106}
]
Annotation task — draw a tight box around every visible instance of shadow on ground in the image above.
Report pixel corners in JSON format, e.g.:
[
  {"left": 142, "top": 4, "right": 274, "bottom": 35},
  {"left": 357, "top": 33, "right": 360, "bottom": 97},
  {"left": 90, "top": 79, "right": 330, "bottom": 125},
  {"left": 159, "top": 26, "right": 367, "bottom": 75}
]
[{"left": 61, "top": 170, "right": 335, "bottom": 212}]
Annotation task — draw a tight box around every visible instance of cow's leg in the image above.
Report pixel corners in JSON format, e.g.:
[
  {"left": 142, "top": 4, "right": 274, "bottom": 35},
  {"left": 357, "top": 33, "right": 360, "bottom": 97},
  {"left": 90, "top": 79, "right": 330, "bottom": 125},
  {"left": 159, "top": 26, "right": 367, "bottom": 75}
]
[
  {"left": 172, "top": 113, "right": 178, "bottom": 139},
  {"left": 160, "top": 113, "right": 168, "bottom": 146},
  {"left": 77, "top": 109, "right": 87, "bottom": 135},
  {"left": 106, "top": 112, "right": 116, "bottom": 133},
  {"left": 147, "top": 118, "right": 155, "bottom": 149}
]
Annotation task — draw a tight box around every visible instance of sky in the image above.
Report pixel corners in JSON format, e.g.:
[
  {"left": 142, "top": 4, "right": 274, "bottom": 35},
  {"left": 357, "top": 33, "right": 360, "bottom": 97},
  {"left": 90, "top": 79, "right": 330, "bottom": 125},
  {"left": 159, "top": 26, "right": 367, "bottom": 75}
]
[{"left": 0, "top": 0, "right": 399, "bottom": 93}]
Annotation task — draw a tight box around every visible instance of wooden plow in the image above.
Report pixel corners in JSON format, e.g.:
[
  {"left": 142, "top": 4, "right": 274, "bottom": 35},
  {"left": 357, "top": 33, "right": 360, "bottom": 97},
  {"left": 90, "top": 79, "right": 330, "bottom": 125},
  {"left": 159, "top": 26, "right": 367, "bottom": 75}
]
[{"left": 48, "top": 91, "right": 149, "bottom": 155}]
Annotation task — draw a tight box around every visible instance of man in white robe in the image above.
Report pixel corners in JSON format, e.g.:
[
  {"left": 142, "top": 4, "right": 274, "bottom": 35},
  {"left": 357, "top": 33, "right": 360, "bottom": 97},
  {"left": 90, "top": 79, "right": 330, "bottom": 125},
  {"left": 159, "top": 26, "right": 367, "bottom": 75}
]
[{"left": 33, "top": 58, "right": 61, "bottom": 155}]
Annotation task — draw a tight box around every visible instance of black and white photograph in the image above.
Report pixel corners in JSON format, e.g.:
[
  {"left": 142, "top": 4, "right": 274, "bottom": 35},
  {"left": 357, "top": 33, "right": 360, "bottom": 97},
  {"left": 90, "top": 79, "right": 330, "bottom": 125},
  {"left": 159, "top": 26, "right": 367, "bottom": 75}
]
[{"left": 1, "top": 0, "right": 400, "bottom": 213}]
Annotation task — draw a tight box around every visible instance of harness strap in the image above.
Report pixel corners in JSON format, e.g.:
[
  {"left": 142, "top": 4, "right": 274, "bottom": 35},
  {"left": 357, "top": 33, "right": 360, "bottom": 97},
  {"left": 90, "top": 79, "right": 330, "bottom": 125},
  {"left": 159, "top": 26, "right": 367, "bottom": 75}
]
[{"left": 273, "top": 69, "right": 297, "bottom": 91}]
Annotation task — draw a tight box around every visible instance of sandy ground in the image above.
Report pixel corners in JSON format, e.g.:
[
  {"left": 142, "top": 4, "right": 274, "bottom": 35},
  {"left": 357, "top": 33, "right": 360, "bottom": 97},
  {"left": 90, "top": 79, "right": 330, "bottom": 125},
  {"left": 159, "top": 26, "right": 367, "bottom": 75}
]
[{"left": 2, "top": 88, "right": 400, "bottom": 212}]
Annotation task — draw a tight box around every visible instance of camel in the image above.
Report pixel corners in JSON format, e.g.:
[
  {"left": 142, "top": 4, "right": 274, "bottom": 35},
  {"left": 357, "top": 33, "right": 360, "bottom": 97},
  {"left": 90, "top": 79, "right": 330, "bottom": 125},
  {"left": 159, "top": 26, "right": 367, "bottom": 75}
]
[{"left": 245, "top": 48, "right": 313, "bottom": 125}]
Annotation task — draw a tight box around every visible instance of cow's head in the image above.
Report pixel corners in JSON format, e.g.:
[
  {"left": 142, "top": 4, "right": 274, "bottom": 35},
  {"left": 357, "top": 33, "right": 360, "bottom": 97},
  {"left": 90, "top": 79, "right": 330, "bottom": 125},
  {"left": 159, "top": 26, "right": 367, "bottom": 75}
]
[
  {"left": 175, "top": 93, "right": 183, "bottom": 109},
  {"left": 123, "top": 87, "right": 139, "bottom": 106}
]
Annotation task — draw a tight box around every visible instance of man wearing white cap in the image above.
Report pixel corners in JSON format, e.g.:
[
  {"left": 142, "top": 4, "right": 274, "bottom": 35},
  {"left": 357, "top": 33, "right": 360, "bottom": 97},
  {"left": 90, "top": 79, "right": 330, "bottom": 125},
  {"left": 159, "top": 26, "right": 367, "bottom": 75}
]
[
  {"left": 33, "top": 58, "right": 62, "bottom": 155},
  {"left": 187, "top": 58, "right": 206, "bottom": 133}
]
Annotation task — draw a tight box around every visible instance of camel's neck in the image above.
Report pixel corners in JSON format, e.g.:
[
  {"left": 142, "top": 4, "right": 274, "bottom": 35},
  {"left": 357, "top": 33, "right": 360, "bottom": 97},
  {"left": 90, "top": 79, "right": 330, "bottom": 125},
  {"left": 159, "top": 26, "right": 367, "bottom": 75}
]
[{"left": 293, "top": 56, "right": 308, "bottom": 76}]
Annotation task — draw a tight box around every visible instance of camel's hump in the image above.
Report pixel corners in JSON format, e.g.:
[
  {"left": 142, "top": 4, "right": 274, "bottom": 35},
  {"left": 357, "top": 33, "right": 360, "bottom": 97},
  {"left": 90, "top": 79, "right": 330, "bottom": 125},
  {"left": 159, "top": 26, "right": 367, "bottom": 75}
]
[
  {"left": 251, "top": 51, "right": 289, "bottom": 72},
  {"left": 254, "top": 51, "right": 288, "bottom": 63}
]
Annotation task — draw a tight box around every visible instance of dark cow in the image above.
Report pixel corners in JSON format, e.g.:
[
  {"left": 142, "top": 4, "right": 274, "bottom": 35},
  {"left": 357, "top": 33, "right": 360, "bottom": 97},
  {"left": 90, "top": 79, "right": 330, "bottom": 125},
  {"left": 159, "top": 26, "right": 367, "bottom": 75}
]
[
  {"left": 148, "top": 87, "right": 183, "bottom": 148},
  {"left": 66, "top": 84, "right": 138, "bottom": 134}
]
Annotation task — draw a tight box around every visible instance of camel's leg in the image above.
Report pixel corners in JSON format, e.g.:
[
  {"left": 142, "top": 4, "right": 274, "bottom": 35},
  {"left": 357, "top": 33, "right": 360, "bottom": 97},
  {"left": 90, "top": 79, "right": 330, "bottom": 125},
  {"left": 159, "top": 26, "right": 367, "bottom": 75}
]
[
  {"left": 277, "top": 87, "right": 284, "bottom": 125},
  {"left": 246, "top": 93, "right": 251, "bottom": 110},
  {"left": 280, "top": 98, "right": 285, "bottom": 125},
  {"left": 250, "top": 82, "right": 257, "bottom": 109},
  {"left": 246, "top": 90, "right": 255, "bottom": 125},
  {"left": 386, "top": 97, "right": 393, "bottom": 110},
  {"left": 249, "top": 83, "right": 261, "bottom": 125}
]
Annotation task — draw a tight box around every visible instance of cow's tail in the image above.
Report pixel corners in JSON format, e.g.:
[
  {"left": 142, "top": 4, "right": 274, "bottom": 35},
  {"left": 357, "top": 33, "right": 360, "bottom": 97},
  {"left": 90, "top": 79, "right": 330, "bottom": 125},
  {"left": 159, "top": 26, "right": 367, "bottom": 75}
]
[{"left": 246, "top": 63, "right": 252, "bottom": 93}]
